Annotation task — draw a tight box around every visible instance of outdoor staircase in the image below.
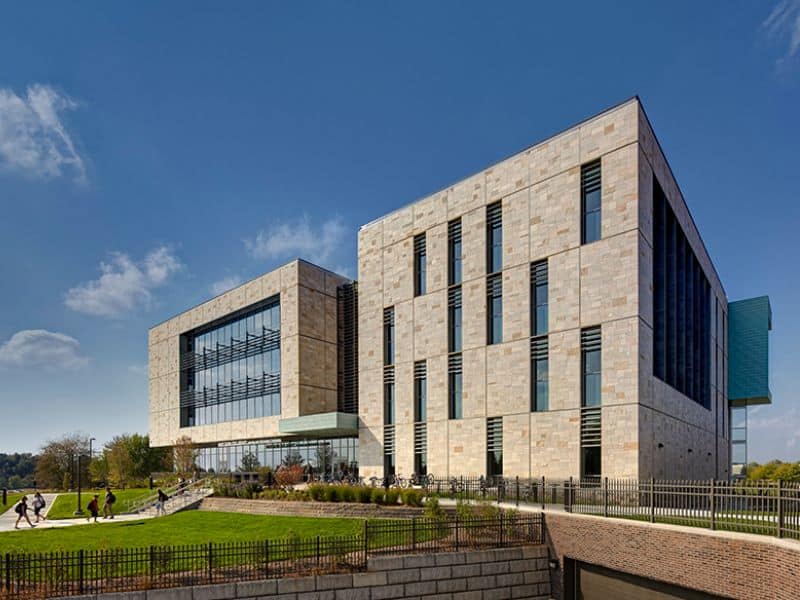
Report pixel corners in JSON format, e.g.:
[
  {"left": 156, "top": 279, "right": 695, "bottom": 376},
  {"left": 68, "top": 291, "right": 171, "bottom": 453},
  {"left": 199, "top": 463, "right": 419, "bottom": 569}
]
[{"left": 126, "top": 478, "right": 214, "bottom": 517}]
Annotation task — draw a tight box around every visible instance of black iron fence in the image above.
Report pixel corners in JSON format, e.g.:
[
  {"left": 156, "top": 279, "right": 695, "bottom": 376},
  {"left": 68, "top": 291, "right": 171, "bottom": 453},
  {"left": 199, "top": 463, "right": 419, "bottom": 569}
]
[
  {"left": 423, "top": 476, "right": 800, "bottom": 540},
  {"left": 0, "top": 514, "right": 543, "bottom": 599}
]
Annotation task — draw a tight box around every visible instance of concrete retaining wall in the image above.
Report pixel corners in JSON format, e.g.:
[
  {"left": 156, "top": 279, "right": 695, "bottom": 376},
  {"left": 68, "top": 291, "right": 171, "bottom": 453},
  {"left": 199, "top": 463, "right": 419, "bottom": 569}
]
[
  {"left": 198, "top": 497, "right": 432, "bottom": 519},
  {"left": 62, "top": 546, "right": 550, "bottom": 600}
]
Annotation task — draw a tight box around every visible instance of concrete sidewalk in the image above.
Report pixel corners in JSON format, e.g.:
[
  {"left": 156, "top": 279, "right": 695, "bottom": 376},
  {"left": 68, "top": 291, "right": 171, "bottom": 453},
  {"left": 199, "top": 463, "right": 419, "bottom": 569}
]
[{"left": 0, "top": 494, "right": 152, "bottom": 532}]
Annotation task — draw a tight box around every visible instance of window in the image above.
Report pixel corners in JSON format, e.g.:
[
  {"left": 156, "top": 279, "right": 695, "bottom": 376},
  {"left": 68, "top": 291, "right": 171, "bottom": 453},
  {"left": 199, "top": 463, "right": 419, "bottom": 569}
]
[
  {"left": 448, "top": 287, "right": 462, "bottom": 352},
  {"left": 581, "top": 327, "right": 601, "bottom": 408},
  {"left": 448, "top": 354, "right": 463, "bottom": 419},
  {"left": 383, "top": 307, "right": 395, "bottom": 366},
  {"left": 487, "top": 274, "right": 503, "bottom": 345},
  {"left": 486, "top": 202, "right": 503, "bottom": 273},
  {"left": 531, "top": 336, "right": 548, "bottom": 412},
  {"left": 179, "top": 297, "right": 281, "bottom": 427},
  {"left": 414, "top": 361, "right": 427, "bottom": 422},
  {"left": 414, "top": 423, "right": 427, "bottom": 476},
  {"left": 383, "top": 426, "right": 396, "bottom": 478},
  {"left": 414, "top": 233, "right": 427, "bottom": 296},
  {"left": 448, "top": 219, "right": 462, "bottom": 285},
  {"left": 652, "top": 176, "right": 711, "bottom": 407},
  {"left": 486, "top": 417, "right": 503, "bottom": 478},
  {"left": 580, "top": 406, "right": 601, "bottom": 479},
  {"left": 581, "top": 160, "right": 601, "bottom": 244},
  {"left": 581, "top": 446, "right": 601, "bottom": 479},
  {"left": 383, "top": 367, "right": 395, "bottom": 425},
  {"left": 531, "top": 260, "right": 548, "bottom": 336}
]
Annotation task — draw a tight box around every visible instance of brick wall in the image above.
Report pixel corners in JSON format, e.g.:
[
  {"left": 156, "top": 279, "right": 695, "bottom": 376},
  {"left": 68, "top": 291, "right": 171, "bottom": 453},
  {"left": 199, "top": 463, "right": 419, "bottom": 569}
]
[
  {"left": 61, "top": 546, "right": 550, "bottom": 600},
  {"left": 544, "top": 512, "right": 800, "bottom": 600}
]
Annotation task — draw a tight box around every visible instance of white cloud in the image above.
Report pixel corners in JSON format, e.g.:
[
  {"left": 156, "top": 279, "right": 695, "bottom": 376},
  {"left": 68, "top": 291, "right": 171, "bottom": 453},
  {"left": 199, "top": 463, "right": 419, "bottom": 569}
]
[
  {"left": 244, "top": 216, "right": 349, "bottom": 269},
  {"left": 0, "top": 84, "right": 85, "bottom": 180},
  {"left": 762, "top": 0, "right": 800, "bottom": 63},
  {"left": 0, "top": 329, "right": 88, "bottom": 370},
  {"left": 210, "top": 275, "right": 244, "bottom": 296},
  {"left": 65, "top": 246, "right": 182, "bottom": 317}
]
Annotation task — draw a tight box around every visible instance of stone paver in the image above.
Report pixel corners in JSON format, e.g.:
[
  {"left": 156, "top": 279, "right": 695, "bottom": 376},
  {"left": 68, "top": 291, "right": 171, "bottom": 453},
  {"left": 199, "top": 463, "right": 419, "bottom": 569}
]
[{"left": 0, "top": 494, "right": 152, "bottom": 532}]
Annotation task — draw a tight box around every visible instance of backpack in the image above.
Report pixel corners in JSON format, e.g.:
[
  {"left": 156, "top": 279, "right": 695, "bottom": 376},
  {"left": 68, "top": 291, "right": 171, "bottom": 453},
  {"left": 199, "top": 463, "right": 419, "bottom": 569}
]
[
  {"left": 14, "top": 503, "right": 23, "bottom": 515},
  {"left": 108, "top": 492, "right": 116, "bottom": 504}
]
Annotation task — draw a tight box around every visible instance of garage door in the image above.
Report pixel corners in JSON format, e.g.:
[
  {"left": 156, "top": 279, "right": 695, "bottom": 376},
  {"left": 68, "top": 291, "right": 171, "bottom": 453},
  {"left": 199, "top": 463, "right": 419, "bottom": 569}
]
[{"left": 574, "top": 562, "right": 726, "bottom": 600}]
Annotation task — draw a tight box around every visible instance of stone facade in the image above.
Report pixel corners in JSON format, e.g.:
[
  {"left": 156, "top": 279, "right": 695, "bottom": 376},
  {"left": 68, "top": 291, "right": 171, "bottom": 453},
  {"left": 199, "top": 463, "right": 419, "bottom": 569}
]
[
  {"left": 357, "top": 97, "right": 730, "bottom": 480},
  {"left": 148, "top": 260, "right": 348, "bottom": 448}
]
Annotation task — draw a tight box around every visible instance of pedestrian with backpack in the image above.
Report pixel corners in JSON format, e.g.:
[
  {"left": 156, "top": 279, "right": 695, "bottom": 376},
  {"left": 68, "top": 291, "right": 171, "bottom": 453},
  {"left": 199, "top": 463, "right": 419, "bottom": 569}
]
[
  {"left": 86, "top": 495, "right": 100, "bottom": 523},
  {"left": 103, "top": 487, "right": 116, "bottom": 519},
  {"left": 155, "top": 488, "right": 169, "bottom": 516},
  {"left": 32, "top": 492, "right": 47, "bottom": 523},
  {"left": 14, "top": 496, "right": 35, "bottom": 529}
]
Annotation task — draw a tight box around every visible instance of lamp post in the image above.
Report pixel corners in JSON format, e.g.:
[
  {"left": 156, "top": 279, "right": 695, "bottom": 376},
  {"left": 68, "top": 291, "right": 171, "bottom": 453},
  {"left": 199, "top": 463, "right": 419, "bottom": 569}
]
[{"left": 74, "top": 452, "right": 84, "bottom": 516}]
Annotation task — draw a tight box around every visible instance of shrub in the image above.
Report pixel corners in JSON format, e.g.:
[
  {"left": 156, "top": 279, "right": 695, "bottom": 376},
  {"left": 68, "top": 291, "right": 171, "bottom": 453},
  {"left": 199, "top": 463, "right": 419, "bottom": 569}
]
[
  {"left": 357, "top": 486, "right": 373, "bottom": 503},
  {"left": 323, "top": 485, "right": 340, "bottom": 502},
  {"left": 401, "top": 489, "right": 424, "bottom": 507},
  {"left": 423, "top": 495, "right": 445, "bottom": 519},
  {"left": 274, "top": 464, "right": 303, "bottom": 488},
  {"left": 308, "top": 483, "right": 325, "bottom": 501},
  {"left": 370, "top": 488, "right": 385, "bottom": 505},
  {"left": 384, "top": 489, "right": 400, "bottom": 506},
  {"left": 455, "top": 498, "right": 473, "bottom": 520},
  {"left": 340, "top": 485, "right": 356, "bottom": 503}
]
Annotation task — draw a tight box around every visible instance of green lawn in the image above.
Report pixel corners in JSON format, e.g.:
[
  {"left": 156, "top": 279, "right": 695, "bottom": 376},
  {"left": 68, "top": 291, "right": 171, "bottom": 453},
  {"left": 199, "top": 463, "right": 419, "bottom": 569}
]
[
  {"left": 46, "top": 488, "right": 151, "bottom": 519},
  {"left": 1, "top": 493, "right": 24, "bottom": 515},
  {"left": 0, "top": 510, "right": 367, "bottom": 554}
]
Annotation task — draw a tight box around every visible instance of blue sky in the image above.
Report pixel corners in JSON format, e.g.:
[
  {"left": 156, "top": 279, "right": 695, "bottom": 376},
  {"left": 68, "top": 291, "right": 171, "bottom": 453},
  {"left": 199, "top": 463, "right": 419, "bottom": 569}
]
[{"left": 0, "top": 2, "right": 798, "bottom": 462}]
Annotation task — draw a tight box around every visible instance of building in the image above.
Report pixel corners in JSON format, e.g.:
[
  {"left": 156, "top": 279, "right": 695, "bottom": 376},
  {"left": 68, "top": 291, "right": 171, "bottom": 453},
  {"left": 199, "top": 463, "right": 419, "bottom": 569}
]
[{"left": 148, "top": 97, "right": 771, "bottom": 481}]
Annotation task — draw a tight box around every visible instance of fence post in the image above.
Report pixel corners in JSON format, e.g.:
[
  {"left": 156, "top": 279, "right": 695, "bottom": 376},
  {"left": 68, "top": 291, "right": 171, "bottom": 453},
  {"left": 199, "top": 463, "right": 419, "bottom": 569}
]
[
  {"left": 316, "top": 536, "right": 321, "bottom": 567},
  {"left": 777, "top": 480, "right": 784, "bottom": 539},
  {"left": 649, "top": 478, "right": 655, "bottom": 523},
  {"left": 516, "top": 476, "right": 520, "bottom": 507},
  {"left": 499, "top": 512, "right": 505, "bottom": 547},
  {"left": 207, "top": 542, "right": 213, "bottom": 584},
  {"left": 363, "top": 520, "right": 368, "bottom": 561},
  {"left": 412, "top": 517, "right": 417, "bottom": 551},
  {"left": 454, "top": 515, "right": 460, "bottom": 551},
  {"left": 78, "top": 549, "right": 84, "bottom": 595},
  {"left": 264, "top": 540, "right": 269, "bottom": 578},
  {"left": 565, "top": 477, "right": 572, "bottom": 513},
  {"left": 709, "top": 479, "right": 715, "bottom": 531},
  {"left": 5, "top": 553, "right": 10, "bottom": 594},
  {"left": 541, "top": 476, "right": 545, "bottom": 511},
  {"left": 149, "top": 546, "right": 155, "bottom": 585},
  {"left": 603, "top": 477, "right": 609, "bottom": 518}
]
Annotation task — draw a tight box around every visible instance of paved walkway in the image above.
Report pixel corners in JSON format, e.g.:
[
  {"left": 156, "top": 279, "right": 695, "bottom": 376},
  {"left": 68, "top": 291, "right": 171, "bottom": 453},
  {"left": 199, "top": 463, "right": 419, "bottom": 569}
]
[{"left": 0, "top": 494, "right": 150, "bottom": 532}]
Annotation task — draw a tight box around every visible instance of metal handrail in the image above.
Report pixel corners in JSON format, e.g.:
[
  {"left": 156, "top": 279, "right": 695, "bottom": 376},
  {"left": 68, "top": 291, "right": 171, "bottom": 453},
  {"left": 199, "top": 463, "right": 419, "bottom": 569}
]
[{"left": 125, "top": 477, "right": 213, "bottom": 514}]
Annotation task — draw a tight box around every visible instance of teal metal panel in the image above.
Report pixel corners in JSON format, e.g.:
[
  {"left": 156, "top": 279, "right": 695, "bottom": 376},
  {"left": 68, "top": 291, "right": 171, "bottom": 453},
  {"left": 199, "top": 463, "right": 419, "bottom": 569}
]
[
  {"left": 279, "top": 412, "right": 359, "bottom": 436},
  {"left": 728, "top": 296, "right": 772, "bottom": 405}
]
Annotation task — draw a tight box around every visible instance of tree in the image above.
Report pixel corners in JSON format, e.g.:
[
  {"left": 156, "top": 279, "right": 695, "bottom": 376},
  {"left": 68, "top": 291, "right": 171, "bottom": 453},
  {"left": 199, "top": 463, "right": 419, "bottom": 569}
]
[
  {"left": 281, "top": 450, "right": 304, "bottom": 468},
  {"left": 746, "top": 460, "right": 800, "bottom": 483},
  {"left": 240, "top": 451, "right": 260, "bottom": 472},
  {"left": 173, "top": 435, "right": 199, "bottom": 476},
  {"left": 90, "top": 454, "right": 110, "bottom": 485},
  {"left": 0, "top": 453, "right": 37, "bottom": 488},
  {"left": 35, "top": 434, "right": 90, "bottom": 490}
]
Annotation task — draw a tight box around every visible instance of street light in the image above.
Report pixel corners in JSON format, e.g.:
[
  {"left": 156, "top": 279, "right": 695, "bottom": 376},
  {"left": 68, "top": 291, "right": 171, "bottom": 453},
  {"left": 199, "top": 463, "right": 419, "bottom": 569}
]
[{"left": 73, "top": 437, "right": 95, "bottom": 517}]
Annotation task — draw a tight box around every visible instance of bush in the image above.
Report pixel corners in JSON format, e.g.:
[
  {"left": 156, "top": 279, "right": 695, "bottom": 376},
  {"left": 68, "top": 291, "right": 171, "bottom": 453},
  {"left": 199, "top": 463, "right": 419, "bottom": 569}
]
[
  {"left": 274, "top": 464, "right": 303, "bottom": 488},
  {"left": 474, "top": 500, "right": 500, "bottom": 519},
  {"left": 340, "top": 485, "right": 356, "bottom": 503},
  {"left": 323, "top": 485, "right": 340, "bottom": 502},
  {"left": 384, "top": 489, "right": 400, "bottom": 506},
  {"left": 357, "top": 486, "right": 373, "bottom": 503},
  {"left": 401, "top": 489, "right": 424, "bottom": 507},
  {"left": 308, "top": 483, "right": 325, "bottom": 501},
  {"left": 423, "top": 495, "right": 445, "bottom": 519},
  {"left": 455, "top": 498, "right": 473, "bottom": 520},
  {"left": 370, "top": 488, "right": 385, "bottom": 505}
]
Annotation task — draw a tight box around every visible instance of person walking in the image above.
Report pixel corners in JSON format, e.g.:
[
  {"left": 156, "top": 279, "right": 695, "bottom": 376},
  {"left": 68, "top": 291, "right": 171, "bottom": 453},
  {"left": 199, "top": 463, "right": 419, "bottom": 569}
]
[
  {"left": 13, "top": 496, "right": 35, "bottom": 529},
  {"left": 87, "top": 495, "right": 100, "bottom": 523},
  {"left": 155, "top": 488, "right": 169, "bottom": 516},
  {"left": 32, "top": 492, "right": 47, "bottom": 523},
  {"left": 103, "top": 487, "right": 116, "bottom": 519}
]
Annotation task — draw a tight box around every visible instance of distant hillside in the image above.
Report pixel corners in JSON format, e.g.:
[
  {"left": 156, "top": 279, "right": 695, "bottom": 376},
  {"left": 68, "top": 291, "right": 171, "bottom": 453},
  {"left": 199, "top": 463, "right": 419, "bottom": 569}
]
[{"left": 0, "top": 453, "right": 37, "bottom": 489}]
